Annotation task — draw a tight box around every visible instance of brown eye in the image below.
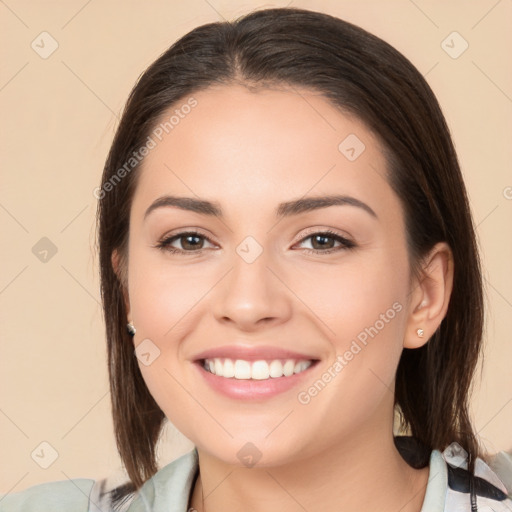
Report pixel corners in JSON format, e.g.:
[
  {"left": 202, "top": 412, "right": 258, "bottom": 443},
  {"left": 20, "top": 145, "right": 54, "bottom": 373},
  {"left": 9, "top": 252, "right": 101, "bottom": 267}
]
[
  {"left": 310, "top": 234, "right": 336, "bottom": 250},
  {"left": 156, "top": 231, "right": 215, "bottom": 254},
  {"left": 296, "top": 231, "right": 355, "bottom": 254},
  {"left": 178, "top": 234, "right": 204, "bottom": 250}
]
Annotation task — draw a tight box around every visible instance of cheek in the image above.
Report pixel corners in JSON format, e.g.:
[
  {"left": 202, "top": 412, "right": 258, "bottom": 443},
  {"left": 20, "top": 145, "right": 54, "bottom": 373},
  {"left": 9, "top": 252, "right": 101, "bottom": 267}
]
[
  {"left": 292, "top": 247, "right": 409, "bottom": 343},
  {"left": 125, "top": 248, "right": 224, "bottom": 425},
  {"left": 287, "top": 272, "right": 406, "bottom": 445},
  {"left": 126, "top": 266, "right": 206, "bottom": 434},
  {"left": 128, "top": 245, "right": 218, "bottom": 340},
  {"left": 292, "top": 250, "right": 409, "bottom": 400}
]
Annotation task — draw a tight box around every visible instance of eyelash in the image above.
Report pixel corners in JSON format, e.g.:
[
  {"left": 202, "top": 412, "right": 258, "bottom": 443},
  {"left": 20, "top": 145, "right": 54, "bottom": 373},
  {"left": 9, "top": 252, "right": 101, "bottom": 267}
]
[{"left": 155, "top": 229, "right": 356, "bottom": 256}]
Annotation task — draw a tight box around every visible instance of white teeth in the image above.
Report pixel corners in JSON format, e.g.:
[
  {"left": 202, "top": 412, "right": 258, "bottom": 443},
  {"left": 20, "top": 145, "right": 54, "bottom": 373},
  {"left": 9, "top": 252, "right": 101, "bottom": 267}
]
[
  {"left": 251, "top": 360, "right": 269, "bottom": 380},
  {"left": 283, "top": 360, "right": 295, "bottom": 377},
  {"left": 223, "top": 358, "right": 235, "bottom": 378},
  {"left": 294, "top": 361, "right": 310, "bottom": 374},
  {"left": 203, "top": 358, "right": 313, "bottom": 380},
  {"left": 234, "top": 360, "right": 251, "bottom": 379},
  {"left": 269, "top": 360, "right": 283, "bottom": 378}
]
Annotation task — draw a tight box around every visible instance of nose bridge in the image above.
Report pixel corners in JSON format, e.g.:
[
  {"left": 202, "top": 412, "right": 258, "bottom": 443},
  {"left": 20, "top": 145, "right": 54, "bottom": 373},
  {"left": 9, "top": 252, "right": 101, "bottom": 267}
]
[
  {"left": 232, "top": 240, "right": 270, "bottom": 292},
  {"left": 211, "top": 236, "right": 291, "bottom": 328}
]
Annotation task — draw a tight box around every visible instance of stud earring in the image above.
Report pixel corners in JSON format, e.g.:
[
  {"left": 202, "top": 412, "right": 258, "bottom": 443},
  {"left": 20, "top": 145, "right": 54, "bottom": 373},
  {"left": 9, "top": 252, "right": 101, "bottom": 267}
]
[
  {"left": 127, "top": 322, "right": 136, "bottom": 336},
  {"left": 416, "top": 328, "right": 424, "bottom": 338}
]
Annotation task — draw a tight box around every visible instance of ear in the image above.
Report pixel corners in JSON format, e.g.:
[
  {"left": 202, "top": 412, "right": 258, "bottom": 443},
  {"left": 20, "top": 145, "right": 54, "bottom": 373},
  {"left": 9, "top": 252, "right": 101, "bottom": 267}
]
[
  {"left": 111, "top": 249, "right": 131, "bottom": 319},
  {"left": 404, "top": 242, "right": 454, "bottom": 349}
]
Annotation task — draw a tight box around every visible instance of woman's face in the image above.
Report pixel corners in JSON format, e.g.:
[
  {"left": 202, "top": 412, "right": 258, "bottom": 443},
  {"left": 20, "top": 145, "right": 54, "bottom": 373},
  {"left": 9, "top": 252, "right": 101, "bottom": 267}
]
[{"left": 123, "top": 84, "right": 416, "bottom": 466}]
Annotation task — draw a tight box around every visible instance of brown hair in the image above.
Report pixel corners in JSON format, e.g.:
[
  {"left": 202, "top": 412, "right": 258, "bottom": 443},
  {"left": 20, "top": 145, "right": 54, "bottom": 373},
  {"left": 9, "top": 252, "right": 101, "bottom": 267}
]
[{"left": 97, "top": 6, "right": 483, "bottom": 493}]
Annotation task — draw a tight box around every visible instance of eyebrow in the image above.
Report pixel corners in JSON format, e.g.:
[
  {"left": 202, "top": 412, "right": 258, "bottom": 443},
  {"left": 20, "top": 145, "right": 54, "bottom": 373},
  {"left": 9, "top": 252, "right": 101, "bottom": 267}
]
[{"left": 144, "top": 194, "right": 378, "bottom": 220}]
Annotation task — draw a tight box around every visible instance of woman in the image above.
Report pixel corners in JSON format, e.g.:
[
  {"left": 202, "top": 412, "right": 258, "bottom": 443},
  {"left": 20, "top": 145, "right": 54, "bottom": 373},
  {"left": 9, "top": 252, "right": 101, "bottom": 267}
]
[{"left": 2, "top": 7, "right": 511, "bottom": 512}]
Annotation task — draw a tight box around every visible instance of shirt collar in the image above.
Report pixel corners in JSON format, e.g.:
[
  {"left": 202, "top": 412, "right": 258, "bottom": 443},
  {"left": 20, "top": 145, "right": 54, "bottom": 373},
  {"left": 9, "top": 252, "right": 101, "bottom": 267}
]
[{"left": 126, "top": 446, "right": 450, "bottom": 512}]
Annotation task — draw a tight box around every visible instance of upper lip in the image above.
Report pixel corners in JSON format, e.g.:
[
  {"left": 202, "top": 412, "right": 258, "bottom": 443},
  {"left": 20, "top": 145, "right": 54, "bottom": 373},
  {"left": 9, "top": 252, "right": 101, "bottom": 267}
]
[{"left": 193, "top": 345, "right": 319, "bottom": 362}]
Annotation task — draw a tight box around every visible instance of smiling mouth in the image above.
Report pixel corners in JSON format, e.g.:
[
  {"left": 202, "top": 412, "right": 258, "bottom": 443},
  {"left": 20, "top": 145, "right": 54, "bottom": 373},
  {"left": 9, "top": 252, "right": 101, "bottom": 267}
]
[{"left": 201, "top": 357, "right": 317, "bottom": 380}]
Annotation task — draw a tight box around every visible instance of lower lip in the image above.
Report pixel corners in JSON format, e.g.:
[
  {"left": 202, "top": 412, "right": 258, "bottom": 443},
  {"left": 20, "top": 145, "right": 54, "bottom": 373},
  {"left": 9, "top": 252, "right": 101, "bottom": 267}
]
[{"left": 194, "top": 361, "right": 318, "bottom": 400}]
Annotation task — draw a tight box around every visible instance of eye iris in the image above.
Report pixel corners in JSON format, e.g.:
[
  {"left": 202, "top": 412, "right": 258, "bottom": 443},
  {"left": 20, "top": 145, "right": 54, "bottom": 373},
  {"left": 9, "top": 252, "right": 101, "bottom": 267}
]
[
  {"left": 312, "top": 234, "right": 335, "bottom": 250},
  {"left": 182, "top": 234, "right": 203, "bottom": 250}
]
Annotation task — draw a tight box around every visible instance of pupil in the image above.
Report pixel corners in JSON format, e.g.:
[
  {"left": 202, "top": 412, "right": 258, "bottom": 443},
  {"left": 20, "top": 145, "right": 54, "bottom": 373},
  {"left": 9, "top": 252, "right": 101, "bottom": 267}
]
[
  {"left": 184, "top": 235, "right": 202, "bottom": 249},
  {"left": 313, "top": 234, "right": 333, "bottom": 250}
]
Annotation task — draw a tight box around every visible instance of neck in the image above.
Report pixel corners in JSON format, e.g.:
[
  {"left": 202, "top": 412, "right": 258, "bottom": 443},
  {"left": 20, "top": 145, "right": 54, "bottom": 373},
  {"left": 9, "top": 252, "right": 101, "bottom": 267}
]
[{"left": 190, "top": 427, "right": 429, "bottom": 512}]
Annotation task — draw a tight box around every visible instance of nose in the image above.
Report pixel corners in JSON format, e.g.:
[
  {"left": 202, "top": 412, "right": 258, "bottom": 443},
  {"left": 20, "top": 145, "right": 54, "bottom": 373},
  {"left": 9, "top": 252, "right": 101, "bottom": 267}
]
[{"left": 211, "top": 249, "right": 293, "bottom": 332}]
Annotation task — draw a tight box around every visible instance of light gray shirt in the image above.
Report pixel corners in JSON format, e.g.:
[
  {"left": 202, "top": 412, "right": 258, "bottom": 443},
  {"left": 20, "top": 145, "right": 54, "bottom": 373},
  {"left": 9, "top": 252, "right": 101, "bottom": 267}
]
[{"left": 1, "top": 443, "right": 511, "bottom": 511}]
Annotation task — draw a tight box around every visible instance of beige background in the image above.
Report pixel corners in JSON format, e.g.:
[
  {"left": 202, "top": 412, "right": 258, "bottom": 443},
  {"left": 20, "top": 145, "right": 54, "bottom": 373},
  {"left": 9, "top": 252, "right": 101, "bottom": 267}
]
[{"left": 1, "top": 0, "right": 511, "bottom": 493}]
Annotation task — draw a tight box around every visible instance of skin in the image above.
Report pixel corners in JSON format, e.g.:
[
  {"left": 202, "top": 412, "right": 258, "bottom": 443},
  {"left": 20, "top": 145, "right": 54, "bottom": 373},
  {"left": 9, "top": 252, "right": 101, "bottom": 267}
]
[{"left": 113, "top": 84, "right": 454, "bottom": 512}]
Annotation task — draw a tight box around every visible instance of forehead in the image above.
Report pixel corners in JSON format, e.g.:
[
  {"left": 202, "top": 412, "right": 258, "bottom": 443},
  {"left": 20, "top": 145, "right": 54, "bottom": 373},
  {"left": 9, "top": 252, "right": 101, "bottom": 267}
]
[{"left": 132, "top": 84, "right": 400, "bottom": 223}]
